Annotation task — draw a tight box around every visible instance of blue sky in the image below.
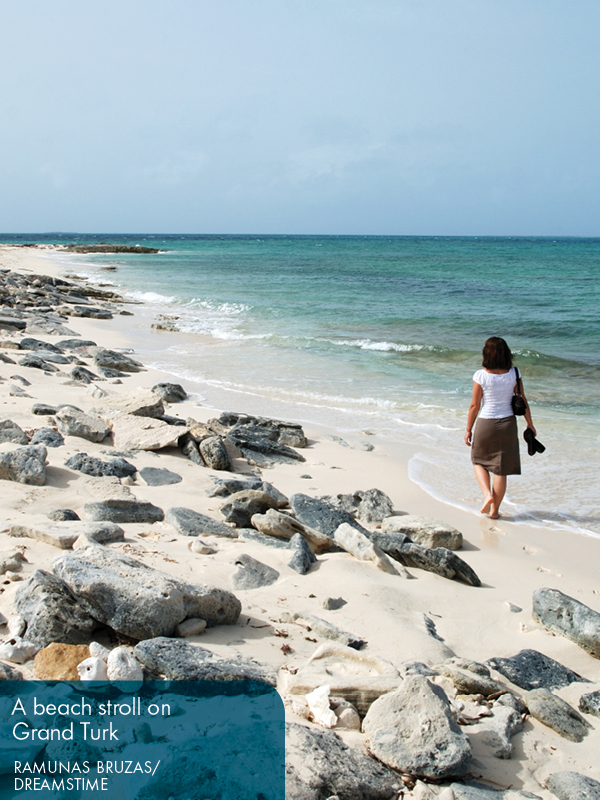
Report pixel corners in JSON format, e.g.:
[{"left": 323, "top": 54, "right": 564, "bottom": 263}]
[{"left": 1, "top": 0, "right": 599, "bottom": 235}]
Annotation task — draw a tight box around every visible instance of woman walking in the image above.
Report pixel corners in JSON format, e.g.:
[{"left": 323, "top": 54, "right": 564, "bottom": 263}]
[{"left": 465, "top": 337, "right": 536, "bottom": 519}]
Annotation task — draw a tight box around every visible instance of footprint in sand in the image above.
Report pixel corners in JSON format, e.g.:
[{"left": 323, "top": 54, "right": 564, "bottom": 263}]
[
  {"left": 523, "top": 545, "right": 536, "bottom": 555},
  {"left": 537, "top": 566, "right": 563, "bottom": 577}
]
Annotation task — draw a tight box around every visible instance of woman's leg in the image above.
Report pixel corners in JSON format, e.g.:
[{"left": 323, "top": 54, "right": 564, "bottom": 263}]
[
  {"left": 490, "top": 475, "right": 507, "bottom": 519},
  {"left": 474, "top": 465, "right": 494, "bottom": 513}
]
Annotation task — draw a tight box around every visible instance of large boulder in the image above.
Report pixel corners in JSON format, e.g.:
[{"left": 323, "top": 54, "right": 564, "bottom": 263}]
[
  {"left": 533, "top": 588, "right": 600, "bottom": 658},
  {"left": 14, "top": 570, "right": 98, "bottom": 647},
  {"left": 152, "top": 382, "right": 187, "bottom": 402},
  {"left": 134, "top": 637, "right": 275, "bottom": 684},
  {"left": 381, "top": 515, "right": 463, "bottom": 550},
  {"left": 545, "top": 771, "right": 600, "bottom": 800},
  {"left": 52, "top": 545, "right": 241, "bottom": 639},
  {"left": 165, "top": 507, "right": 238, "bottom": 538},
  {"left": 227, "top": 425, "right": 306, "bottom": 467},
  {"left": 0, "top": 445, "right": 47, "bottom": 485},
  {"left": 285, "top": 722, "right": 400, "bottom": 800},
  {"left": 362, "top": 676, "right": 472, "bottom": 779},
  {"left": 486, "top": 649, "right": 588, "bottom": 691},
  {"left": 56, "top": 407, "right": 110, "bottom": 443},
  {"left": 217, "top": 412, "right": 307, "bottom": 447}
]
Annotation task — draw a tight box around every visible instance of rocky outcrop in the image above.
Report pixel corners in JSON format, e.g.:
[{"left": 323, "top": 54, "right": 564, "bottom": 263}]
[
  {"left": 110, "top": 414, "right": 186, "bottom": 450},
  {"left": 56, "top": 407, "right": 110, "bottom": 443},
  {"left": 285, "top": 722, "right": 400, "bottom": 800},
  {"left": 93, "top": 389, "right": 165, "bottom": 418},
  {"left": 227, "top": 425, "right": 306, "bottom": 467},
  {"left": 362, "top": 676, "right": 472, "bottom": 779},
  {"left": 486, "top": 649, "right": 588, "bottom": 691},
  {"left": 381, "top": 514, "right": 464, "bottom": 550},
  {"left": 290, "top": 493, "right": 370, "bottom": 540},
  {"left": 52, "top": 545, "right": 241, "bottom": 639},
  {"left": 134, "top": 637, "right": 275, "bottom": 684},
  {"left": 14, "top": 570, "right": 98, "bottom": 647},
  {"left": 532, "top": 587, "right": 600, "bottom": 658},
  {"left": 324, "top": 488, "right": 394, "bottom": 525},
  {"left": 0, "top": 445, "right": 47, "bottom": 485}
]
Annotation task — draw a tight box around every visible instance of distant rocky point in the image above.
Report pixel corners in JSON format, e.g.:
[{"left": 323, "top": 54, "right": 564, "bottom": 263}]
[{"left": 64, "top": 244, "right": 160, "bottom": 254}]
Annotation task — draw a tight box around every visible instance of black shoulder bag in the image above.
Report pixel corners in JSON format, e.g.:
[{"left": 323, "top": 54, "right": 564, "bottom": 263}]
[{"left": 511, "top": 367, "right": 527, "bottom": 416}]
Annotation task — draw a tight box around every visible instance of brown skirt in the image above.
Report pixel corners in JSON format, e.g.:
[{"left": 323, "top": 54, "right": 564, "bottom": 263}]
[{"left": 471, "top": 415, "right": 521, "bottom": 476}]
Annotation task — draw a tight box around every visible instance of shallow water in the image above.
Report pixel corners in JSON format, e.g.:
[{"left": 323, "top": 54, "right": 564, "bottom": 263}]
[{"left": 18, "top": 232, "right": 599, "bottom": 536}]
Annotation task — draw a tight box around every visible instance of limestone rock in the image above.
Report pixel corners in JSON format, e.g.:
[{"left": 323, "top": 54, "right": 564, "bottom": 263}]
[
  {"left": 381, "top": 514, "right": 464, "bottom": 550},
  {"left": 52, "top": 545, "right": 241, "bottom": 638},
  {"left": 0, "top": 637, "right": 38, "bottom": 664},
  {"left": 65, "top": 453, "right": 137, "bottom": 478},
  {"left": 334, "top": 523, "right": 404, "bottom": 575},
  {"left": 134, "top": 637, "right": 276, "bottom": 685},
  {"left": 199, "top": 436, "right": 232, "bottom": 471},
  {"left": 526, "top": 688, "right": 592, "bottom": 741},
  {"left": 232, "top": 554, "right": 279, "bottom": 589},
  {"left": 221, "top": 489, "right": 278, "bottom": 527},
  {"left": 208, "top": 475, "right": 263, "bottom": 496},
  {"left": 486, "top": 649, "right": 588, "bottom": 691},
  {"left": 282, "top": 613, "right": 366, "bottom": 650},
  {"left": 83, "top": 498, "right": 164, "bottom": 524},
  {"left": 77, "top": 657, "right": 108, "bottom": 681},
  {"left": 89, "top": 641, "right": 111, "bottom": 661},
  {"left": 180, "top": 436, "right": 204, "bottom": 464},
  {"left": 31, "top": 403, "right": 58, "bottom": 415},
  {"left": 166, "top": 507, "right": 237, "bottom": 538},
  {"left": 227, "top": 425, "right": 306, "bottom": 467},
  {"left": 93, "top": 389, "right": 165, "bottom": 418},
  {"left": 93, "top": 349, "right": 143, "bottom": 372},
  {"left": 30, "top": 428, "right": 64, "bottom": 447},
  {"left": 545, "top": 771, "right": 600, "bottom": 800},
  {"left": 71, "top": 365, "right": 99, "bottom": 383},
  {"left": 281, "top": 642, "right": 401, "bottom": 715},
  {"left": 579, "top": 689, "right": 600, "bottom": 718},
  {"left": 0, "top": 551, "right": 27, "bottom": 574},
  {"left": 251, "top": 508, "right": 332, "bottom": 552},
  {"left": 138, "top": 467, "right": 182, "bottom": 486},
  {"left": 56, "top": 407, "right": 110, "bottom": 443},
  {"left": 285, "top": 721, "right": 400, "bottom": 800},
  {"left": 0, "top": 444, "right": 47, "bottom": 485},
  {"left": 0, "top": 660, "right": 23, "bottom": 680},
  {"left": 106, "top": 646, "right": 143, "bottom": 685},
  {"left": 189, "top": 539, "right": 217, "bottom": 555},
  {"left": 175, "top": 618, "right": 207, "bottom": 637},
  {"left": 110, "top": 413, "right": 186, "bottom": 450},
  {"left": 325, "top": 488, "right": 394, "bottom": 524},
  {"left": 290, "top": 493, "right": 371, "bottom": 540},
  {"left": 14, "top": 570, "right": 98, "bottom": 647},
  {"left": 7, "top": 521, "right": 124, "bottom": 549},
  {"left": 152, "top": 382, "right": 187, "bottom": 402},
  {"left": 34, "top": 643, "right": 91, "bottom": 680},
  {"left": 0, "top": 420, "right": 29, "bottom": 445},
  {"left": 362, "top": 676, "right": 472, "bottom": 779},
  {"left": 18, "top": 353, "right": 59, "bottom": 371},
  {"left": 532, "top": 587, "right": 600, "bottom": 658},
  {"left": 450, "top": 785, "right": 542, "bottom": 799},
  {"left": 437, "top": 658, "right": 503, "bottom": 696},
  {"left": 467, "top": 703, "right": 524, "bottom": 758},
  {"left": 373, "top": 532, "right": 480, "bottom": 585},
  {"left": 47, "top": 508, "right": 80, "bottom": 521},
  {"left": 288, "top": 533, "right": 317, "bottom": 574}
]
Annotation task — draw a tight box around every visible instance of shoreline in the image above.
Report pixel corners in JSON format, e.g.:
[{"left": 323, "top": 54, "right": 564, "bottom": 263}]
[{"left": 1, "top": 243, "right": 599, "bottom": 796}]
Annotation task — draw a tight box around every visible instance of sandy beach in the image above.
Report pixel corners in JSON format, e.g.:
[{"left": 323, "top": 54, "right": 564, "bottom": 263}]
[{"left": 1, "top": 243, "right": 599, "bottom": 798}]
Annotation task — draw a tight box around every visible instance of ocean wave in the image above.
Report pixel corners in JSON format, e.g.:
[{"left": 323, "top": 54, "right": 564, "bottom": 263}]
[
  {"left": 326, "top": 338, "right": 434, "bottom": 353},
  {"left": 127, "top": 290, "right": 177, "bottom": 304}
]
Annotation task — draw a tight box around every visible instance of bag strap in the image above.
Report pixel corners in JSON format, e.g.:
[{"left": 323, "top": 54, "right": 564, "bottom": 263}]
[{"left": 514, "top": 367, "right": 523, "bottom": 396}]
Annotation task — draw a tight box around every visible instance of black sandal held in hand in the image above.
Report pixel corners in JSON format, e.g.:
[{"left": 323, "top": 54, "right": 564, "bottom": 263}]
[{"left": 524, "top": 427, "right": 545, "bottom": 456}]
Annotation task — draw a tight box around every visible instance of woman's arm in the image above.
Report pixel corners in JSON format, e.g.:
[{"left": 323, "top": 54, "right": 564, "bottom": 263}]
[
  {"left": 519, "top": 379, "right": 536, "bottom": 435},
  {"left": 465, "top": 381, "right": 483, "bottom": 446}
]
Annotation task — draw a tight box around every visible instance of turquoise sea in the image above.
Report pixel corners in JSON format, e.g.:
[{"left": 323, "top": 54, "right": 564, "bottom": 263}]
[{"left": 6, "top": 234, "right": 599, "bottom": 536}]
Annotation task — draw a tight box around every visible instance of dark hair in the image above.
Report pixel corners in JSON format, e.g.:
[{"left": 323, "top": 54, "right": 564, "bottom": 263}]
[{"left": 482, "top": 337, "right": 513, "bottom": 369}]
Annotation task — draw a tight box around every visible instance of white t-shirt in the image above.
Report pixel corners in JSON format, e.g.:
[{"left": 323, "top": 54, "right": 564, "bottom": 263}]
[{"left": 473, "top": 367, "right": 517, "bottom": 419}]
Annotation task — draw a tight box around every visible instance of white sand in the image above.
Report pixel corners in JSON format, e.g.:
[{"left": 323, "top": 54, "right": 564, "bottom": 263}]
[{"left": 1, "top": 244, "right": 599, "bottom": 796}]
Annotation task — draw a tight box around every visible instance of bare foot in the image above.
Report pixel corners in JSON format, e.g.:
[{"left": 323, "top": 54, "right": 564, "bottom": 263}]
[
  {"left": 489, "top": 506, "right": 501, "bottom": 520},
  {"left": 480, "top": 495, "right": 494, "bottom": 514}
]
